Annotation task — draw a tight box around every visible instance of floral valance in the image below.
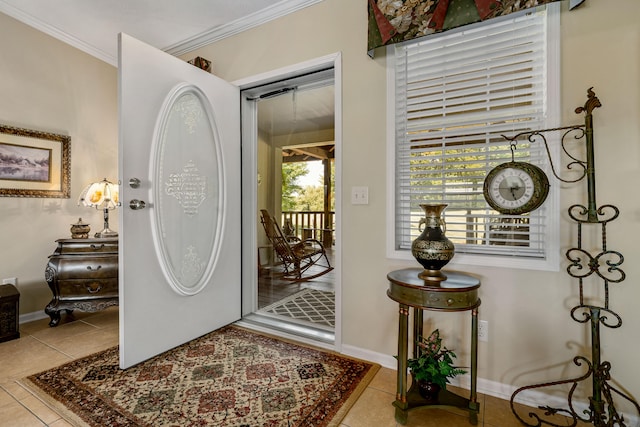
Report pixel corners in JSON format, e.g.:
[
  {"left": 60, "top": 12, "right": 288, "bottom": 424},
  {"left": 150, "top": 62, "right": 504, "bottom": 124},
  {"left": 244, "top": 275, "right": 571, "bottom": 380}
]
[{"left": 367, "top": 0, "right": 585, "bottom": 57}]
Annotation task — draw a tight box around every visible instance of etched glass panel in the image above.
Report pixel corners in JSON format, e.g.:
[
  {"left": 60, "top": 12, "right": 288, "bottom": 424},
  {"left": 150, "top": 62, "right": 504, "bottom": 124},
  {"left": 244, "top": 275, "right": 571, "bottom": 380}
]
[{"left": 152, "top": 83, "right": 223, "bottom": 295}]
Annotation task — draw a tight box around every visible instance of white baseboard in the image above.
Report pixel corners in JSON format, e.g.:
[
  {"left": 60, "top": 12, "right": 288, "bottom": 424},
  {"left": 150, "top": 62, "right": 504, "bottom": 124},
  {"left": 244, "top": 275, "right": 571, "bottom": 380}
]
[
  {"left": 19, "top": 310, "right": 48, "bottom": 324},
  {"left": 341, "top": 344, "right": 639, "bottom": 426}
]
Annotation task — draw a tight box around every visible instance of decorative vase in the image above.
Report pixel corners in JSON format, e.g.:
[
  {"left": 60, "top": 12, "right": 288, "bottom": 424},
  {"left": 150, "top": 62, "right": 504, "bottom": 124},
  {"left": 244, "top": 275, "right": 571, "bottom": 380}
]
[
  {"left": 417, "top": 380, "right": 441, "bottom": 403},
  {"left": 70, "top": 218, "right": 90, "bottom": 239},
  {"left": 411, "top": 203, "right": 455, "bottom": 282}
]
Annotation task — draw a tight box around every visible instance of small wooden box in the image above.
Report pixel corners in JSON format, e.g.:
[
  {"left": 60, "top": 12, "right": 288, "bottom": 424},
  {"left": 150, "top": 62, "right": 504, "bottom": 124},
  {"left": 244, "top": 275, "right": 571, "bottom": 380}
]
[{"left": 0, "top": 284, "right": 20, "bottom": 342}]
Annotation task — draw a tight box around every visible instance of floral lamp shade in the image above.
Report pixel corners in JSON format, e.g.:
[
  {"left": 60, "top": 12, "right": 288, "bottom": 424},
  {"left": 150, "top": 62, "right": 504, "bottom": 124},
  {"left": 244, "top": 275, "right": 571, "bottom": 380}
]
[{"left": 78, "top": 178, "right": 120, "bottom": 238}]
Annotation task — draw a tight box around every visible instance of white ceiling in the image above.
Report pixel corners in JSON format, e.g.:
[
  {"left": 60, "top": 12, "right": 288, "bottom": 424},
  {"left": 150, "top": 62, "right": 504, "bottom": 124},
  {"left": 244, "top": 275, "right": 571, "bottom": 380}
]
[
  {"left": 0, "top": 0, "right": 322, "bottom": 66},
  {"left": 0, "top": 0, "right": 334, "bottom": 141}
]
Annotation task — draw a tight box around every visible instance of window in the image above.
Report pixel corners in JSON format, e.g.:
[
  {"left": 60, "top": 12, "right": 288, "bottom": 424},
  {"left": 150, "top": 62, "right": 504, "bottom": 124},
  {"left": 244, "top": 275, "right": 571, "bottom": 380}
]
[{"left": 388, "top": 5, "right": 560, "bottom": 270}]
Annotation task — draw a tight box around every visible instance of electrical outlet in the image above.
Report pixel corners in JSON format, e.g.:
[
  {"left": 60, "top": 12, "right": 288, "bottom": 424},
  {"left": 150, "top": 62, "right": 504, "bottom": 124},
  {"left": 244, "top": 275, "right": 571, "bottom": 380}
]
[
  {"left": 2, "top": 277, "right": 17, "bottom": 286},
  {"left": 478, "top": 320, "right": 488, "bottom": 342}
]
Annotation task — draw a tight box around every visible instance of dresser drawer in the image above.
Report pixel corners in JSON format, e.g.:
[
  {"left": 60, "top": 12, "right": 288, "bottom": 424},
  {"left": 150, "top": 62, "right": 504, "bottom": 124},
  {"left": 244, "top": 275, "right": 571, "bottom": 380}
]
[
  {"left": 54, "top": 256, "right": 118, "bottom": 280},
  {"left": 55, "top": 239, "right": 118, "bottom": 254},
  {"left": 58, "top": 279, "right": 118, "bottom": 299}
]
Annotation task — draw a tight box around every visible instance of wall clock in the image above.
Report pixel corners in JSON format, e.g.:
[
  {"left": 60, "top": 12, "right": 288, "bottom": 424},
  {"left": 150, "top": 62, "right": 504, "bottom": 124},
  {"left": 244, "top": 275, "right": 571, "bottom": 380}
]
[{"left": 483, "top": 161, "right": 550, "bottom": 215}]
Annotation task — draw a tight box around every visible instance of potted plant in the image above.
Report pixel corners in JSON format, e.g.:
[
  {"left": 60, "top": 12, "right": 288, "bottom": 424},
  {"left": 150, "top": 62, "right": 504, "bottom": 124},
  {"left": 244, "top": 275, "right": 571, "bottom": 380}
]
[{"left": 406, "top": 329, "right": 466, "bottom": 401}]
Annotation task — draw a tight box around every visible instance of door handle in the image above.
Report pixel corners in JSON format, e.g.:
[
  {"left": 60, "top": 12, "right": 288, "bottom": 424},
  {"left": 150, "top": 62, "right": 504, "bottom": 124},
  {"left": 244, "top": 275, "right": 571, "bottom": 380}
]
[
  {"left": 129, "top": 177, "right": 141, "bottom": 188},
  {"left": 129, "top": 199, "right": 146, "bottom": 210}
]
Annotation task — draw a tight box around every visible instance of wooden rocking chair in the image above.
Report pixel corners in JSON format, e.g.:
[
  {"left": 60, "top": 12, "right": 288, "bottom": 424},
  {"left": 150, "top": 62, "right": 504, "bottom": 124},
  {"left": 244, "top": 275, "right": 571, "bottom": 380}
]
[{"left": 259, "top": 209, "right": 333, "bottom": 282}]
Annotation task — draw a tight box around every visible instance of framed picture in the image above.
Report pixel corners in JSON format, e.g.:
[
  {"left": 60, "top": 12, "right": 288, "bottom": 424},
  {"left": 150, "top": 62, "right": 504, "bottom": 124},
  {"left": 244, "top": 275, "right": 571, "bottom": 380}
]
[{"left": 0, "top": 124, "right": 70, "bottom": 198}]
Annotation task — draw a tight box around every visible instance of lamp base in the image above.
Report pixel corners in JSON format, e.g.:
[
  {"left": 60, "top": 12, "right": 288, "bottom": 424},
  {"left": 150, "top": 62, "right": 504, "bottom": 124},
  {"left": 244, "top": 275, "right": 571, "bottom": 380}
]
[{"left": 95, "top": 228, "right": 118, "bottom": 238}]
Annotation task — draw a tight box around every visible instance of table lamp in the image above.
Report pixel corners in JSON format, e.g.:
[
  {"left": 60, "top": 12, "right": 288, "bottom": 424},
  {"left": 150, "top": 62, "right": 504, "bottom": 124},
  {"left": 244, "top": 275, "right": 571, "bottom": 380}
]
[{"left": 78, "top": 178, "right": 120, "bottom": 238}]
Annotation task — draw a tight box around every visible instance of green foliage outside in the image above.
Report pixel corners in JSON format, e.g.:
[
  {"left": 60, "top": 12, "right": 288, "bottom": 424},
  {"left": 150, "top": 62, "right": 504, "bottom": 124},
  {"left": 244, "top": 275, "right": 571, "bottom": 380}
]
[
  {"left": 281, "top": 161, "right": 335, "bottom": 212},
  {"left": 281, "top": 162, "right": 308, "bottom": 211}
]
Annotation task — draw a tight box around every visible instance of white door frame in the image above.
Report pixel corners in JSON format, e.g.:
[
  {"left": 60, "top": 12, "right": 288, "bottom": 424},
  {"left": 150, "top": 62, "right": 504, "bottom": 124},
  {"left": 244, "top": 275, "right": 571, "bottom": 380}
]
[{"left": 235, "top": 52, "right": 342, "bottom": 351}]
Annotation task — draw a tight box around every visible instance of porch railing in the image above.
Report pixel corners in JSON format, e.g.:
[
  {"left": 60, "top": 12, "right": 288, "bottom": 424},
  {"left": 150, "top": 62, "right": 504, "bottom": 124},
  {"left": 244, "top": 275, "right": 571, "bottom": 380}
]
[{"left": 281, "top": 210, "right": 335, "bottom": 246}]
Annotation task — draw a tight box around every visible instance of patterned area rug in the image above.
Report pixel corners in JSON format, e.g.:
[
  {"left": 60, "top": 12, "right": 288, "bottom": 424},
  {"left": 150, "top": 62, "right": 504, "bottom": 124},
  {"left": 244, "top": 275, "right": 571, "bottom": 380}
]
[
  {"left": 22, "top": 326, "right": 378, "bottom": 427},
  {"left": 259, "top": 288, "right": 335, "bottom": 329}
]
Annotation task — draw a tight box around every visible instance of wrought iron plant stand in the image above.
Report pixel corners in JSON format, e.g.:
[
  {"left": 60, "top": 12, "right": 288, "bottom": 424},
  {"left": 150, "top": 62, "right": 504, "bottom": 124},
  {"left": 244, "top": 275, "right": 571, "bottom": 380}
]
[{"left": 505, "top": 88, "right": 640, "bottom": 427}]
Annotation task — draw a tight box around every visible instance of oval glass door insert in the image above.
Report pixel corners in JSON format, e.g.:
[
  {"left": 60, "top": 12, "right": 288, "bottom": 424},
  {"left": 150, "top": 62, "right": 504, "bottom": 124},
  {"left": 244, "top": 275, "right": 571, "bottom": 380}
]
[{"left": 151, "top": 83, "right": 224, "bottom": 296}]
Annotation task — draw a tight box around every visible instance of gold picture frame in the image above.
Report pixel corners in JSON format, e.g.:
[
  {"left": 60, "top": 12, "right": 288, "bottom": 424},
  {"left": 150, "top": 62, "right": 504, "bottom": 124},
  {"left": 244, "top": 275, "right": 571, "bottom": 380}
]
[{"left": 0, "top": 124, "right": 70, "bottom": 198}]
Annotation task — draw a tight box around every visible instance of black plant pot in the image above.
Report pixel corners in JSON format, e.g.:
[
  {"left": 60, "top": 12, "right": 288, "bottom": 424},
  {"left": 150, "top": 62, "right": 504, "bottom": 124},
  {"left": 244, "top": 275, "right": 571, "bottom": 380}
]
[{"left": 417, "top": 380, "right": 441, "bottom": 403}]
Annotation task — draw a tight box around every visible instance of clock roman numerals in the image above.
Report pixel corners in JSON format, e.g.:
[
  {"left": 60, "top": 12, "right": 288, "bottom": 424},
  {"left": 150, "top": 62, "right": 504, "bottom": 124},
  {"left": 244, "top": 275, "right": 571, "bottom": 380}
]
[{"left": 483, "top": 161, "right": 550, "bottom": 215}]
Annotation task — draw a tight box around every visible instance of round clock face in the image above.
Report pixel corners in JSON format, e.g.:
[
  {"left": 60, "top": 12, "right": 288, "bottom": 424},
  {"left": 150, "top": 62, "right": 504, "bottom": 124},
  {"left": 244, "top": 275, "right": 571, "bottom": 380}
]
[{"left": 483, "top": 161, "right": 550, "bottom": 215}]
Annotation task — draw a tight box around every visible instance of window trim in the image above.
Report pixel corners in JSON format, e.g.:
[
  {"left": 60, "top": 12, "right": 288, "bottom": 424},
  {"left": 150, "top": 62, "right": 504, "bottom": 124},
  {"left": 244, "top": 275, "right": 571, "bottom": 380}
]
[{"left": 386, "top": 4, "right": 561, "bottom": 271}]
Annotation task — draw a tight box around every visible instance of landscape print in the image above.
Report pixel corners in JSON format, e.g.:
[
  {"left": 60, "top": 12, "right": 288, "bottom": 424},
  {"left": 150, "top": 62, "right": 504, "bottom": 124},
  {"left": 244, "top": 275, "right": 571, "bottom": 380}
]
[{"left": 0, "top": 141, "right": 51, "bottom": 182}]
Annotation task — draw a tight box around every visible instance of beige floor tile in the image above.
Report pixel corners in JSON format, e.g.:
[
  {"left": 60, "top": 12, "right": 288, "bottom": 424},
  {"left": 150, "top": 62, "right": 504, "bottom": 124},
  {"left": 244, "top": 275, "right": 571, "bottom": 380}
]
[
  {"left": 403, "top": 406, "right": 477, "bottom": 427},
  {"left": 27, "top": 319, "right": 98, "bottom": 345},
  {"left": 341, "top": 386, "right": 398, "bottom": 427},
  {"left": 0, "top": 399, "right": 45, "bottom": 426},
  {"left": 0, "top": 381, "right": 31, "bottom": 402},
  {"left": 0, "top": 337, "right": 71, "bottom": 382},
  {"left": 368, "top": 366, "right": 398, "bottom": 395},
  {"left": 0, "top": 388, "right": 16, "bottom": 410},
  {"left": 49, "top": 419, "right": 74, "bottom": 427},
  {"left": 80, "top": 306, "right": 119, "bottom": 329},
  {"left": 19, "top": 309, "right": 100, "bottom": 335},
  {"left": 484, "top": 394, "right": 574, "bottom": 427},
  {"left": 19, "top": 395, "right": 63, "bottom": 425},
  {"left": 48, "top": 327, "right": 118, "bottom": 359},
  {"left": 18, "top": 318, "right": 53, "bottom": 336}
]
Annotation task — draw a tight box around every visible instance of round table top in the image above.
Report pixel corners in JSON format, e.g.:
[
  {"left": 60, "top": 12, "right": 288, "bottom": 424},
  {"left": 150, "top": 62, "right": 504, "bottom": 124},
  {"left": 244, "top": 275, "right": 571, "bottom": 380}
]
[
  {"left": 387, "top": 268, "right": 480, "bottom": 289},
  {"left": 387, "top": 268, "right": 480, "bottom": 310}
]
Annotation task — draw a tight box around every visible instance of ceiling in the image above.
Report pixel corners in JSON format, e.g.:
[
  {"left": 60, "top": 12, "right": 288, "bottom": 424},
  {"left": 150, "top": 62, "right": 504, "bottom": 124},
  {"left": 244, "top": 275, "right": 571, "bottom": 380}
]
[
  {"left": 0, "top": 0, "right": 334, "bottom": 155},
  {"left": 0, "top": 0, "right": 322, "bottom": 66}
]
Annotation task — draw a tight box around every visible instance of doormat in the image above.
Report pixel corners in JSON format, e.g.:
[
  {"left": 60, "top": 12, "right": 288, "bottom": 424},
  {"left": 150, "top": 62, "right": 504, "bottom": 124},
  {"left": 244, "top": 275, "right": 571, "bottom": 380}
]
[
  {"left": 259, "top": 288, "right": 335, "bottom": 328},
  {"left": 22, "top": 325, "right": 378, "bottom": 427}
]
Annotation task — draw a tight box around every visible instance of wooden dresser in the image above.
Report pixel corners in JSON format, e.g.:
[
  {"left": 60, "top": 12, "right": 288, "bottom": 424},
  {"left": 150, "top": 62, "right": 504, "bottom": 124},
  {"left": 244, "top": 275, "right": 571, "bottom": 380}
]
[{"left": 44, "top": 238, "right": 118, "bottom": 327}]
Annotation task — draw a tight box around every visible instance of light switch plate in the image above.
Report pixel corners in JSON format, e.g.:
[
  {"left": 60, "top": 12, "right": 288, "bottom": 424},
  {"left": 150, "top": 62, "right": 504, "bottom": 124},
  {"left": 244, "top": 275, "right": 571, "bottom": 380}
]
[{"left": 351, "top": 186, "right": 369, "bottom": 205}]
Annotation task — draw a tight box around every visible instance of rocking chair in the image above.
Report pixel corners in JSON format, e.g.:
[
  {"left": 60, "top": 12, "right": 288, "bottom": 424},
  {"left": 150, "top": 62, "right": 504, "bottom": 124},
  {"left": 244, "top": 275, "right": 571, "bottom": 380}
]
[{"left": 259, "top": 209, "right": 333, "bottom": 282}]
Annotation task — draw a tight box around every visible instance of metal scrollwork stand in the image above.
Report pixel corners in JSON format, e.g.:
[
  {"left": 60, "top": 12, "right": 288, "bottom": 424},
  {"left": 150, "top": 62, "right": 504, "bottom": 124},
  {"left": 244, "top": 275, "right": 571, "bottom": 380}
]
[{"left": 504, "top": 88, "right": 640, "bottom": 427}]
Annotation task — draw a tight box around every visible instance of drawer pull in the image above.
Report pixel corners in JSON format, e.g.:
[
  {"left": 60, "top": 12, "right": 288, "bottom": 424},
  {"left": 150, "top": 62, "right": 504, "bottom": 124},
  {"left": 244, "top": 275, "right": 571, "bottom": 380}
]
[
  {"left": 90, "top": 244, "right": 105, "bottom": 250},
  {"left": 87, "top": 265, "right": 102, "bottom": 271},
  {"left": 86, "top": 284, "right": 102, "bottom": 293}
]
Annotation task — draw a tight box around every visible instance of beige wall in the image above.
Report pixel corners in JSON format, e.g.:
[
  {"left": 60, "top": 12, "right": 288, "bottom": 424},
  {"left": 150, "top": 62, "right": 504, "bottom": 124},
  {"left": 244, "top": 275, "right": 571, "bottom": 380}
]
[
  {"left": 184, "top": 0, "right": 640, "bottom": 403},
  {"left": 0, "top": 13, "right": 118, "bottom": 314},
  {"left": 1, "top": 0, "right": 638, "bottom": 407}
]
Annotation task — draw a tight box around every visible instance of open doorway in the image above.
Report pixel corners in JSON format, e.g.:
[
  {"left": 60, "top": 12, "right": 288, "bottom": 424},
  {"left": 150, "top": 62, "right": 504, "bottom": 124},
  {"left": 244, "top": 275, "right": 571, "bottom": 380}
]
[{"left": 238, "top": 63, "right": 339, "bottom": 346}]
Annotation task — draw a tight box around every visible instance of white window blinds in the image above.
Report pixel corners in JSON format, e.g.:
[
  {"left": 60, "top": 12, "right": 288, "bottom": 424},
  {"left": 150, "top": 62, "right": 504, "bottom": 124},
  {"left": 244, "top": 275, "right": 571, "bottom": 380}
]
[{"left": 392, "top": 6, "right": 557, "bottom": 261}]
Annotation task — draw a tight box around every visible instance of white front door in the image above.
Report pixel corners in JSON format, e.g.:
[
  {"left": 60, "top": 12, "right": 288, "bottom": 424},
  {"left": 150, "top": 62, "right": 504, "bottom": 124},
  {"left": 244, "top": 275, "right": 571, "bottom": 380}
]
[{"left": 118, "top": 33, "right": 241, "bottom": 369}]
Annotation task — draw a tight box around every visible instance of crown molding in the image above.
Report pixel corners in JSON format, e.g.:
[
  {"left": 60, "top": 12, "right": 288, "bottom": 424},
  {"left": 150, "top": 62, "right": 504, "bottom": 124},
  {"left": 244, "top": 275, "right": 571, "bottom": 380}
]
[
  {"left": 0, "top": 0, "right": 116, "bottom": 65},
  {"left": 164, "top": 0, "right": 323, "bottom": 57},
  {"left": 0, "top": 0, "right": 323, "bottom": 67}
]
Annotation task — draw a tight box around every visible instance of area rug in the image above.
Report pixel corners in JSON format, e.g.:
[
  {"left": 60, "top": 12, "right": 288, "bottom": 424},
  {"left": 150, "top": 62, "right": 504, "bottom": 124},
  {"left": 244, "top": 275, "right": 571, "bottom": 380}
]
[
  {"left": 259, "top": 288, "right": 335, "bottom": 329},
  {"left": 22, "top": 325, "right": 378, "bottom": 427}
]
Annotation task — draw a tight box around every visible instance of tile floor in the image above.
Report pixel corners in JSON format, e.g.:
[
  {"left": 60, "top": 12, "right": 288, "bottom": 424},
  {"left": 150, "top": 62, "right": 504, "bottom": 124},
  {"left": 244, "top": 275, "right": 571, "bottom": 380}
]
[{"left": 0, "top": 308, "right": 583, "bottom": 427}]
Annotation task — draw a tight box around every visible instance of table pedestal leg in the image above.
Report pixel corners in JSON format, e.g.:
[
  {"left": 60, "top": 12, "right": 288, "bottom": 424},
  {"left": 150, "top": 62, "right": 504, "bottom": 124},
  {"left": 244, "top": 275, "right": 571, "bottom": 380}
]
[{"left": 394, "top": 303, "right": 410, "bottom": 424}]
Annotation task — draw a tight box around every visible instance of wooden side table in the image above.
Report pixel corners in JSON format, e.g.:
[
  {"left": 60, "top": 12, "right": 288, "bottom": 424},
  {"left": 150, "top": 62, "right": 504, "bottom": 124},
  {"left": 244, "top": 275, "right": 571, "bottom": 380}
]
[{"left": 387, "top": 268, "right": 481, "bottom": 425}]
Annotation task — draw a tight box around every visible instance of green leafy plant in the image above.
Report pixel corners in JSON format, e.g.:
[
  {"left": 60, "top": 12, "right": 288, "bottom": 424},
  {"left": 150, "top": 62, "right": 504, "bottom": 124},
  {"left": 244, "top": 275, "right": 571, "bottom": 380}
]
[{"left": 406, "top": 329, "right": 466, "bottom": 389}]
